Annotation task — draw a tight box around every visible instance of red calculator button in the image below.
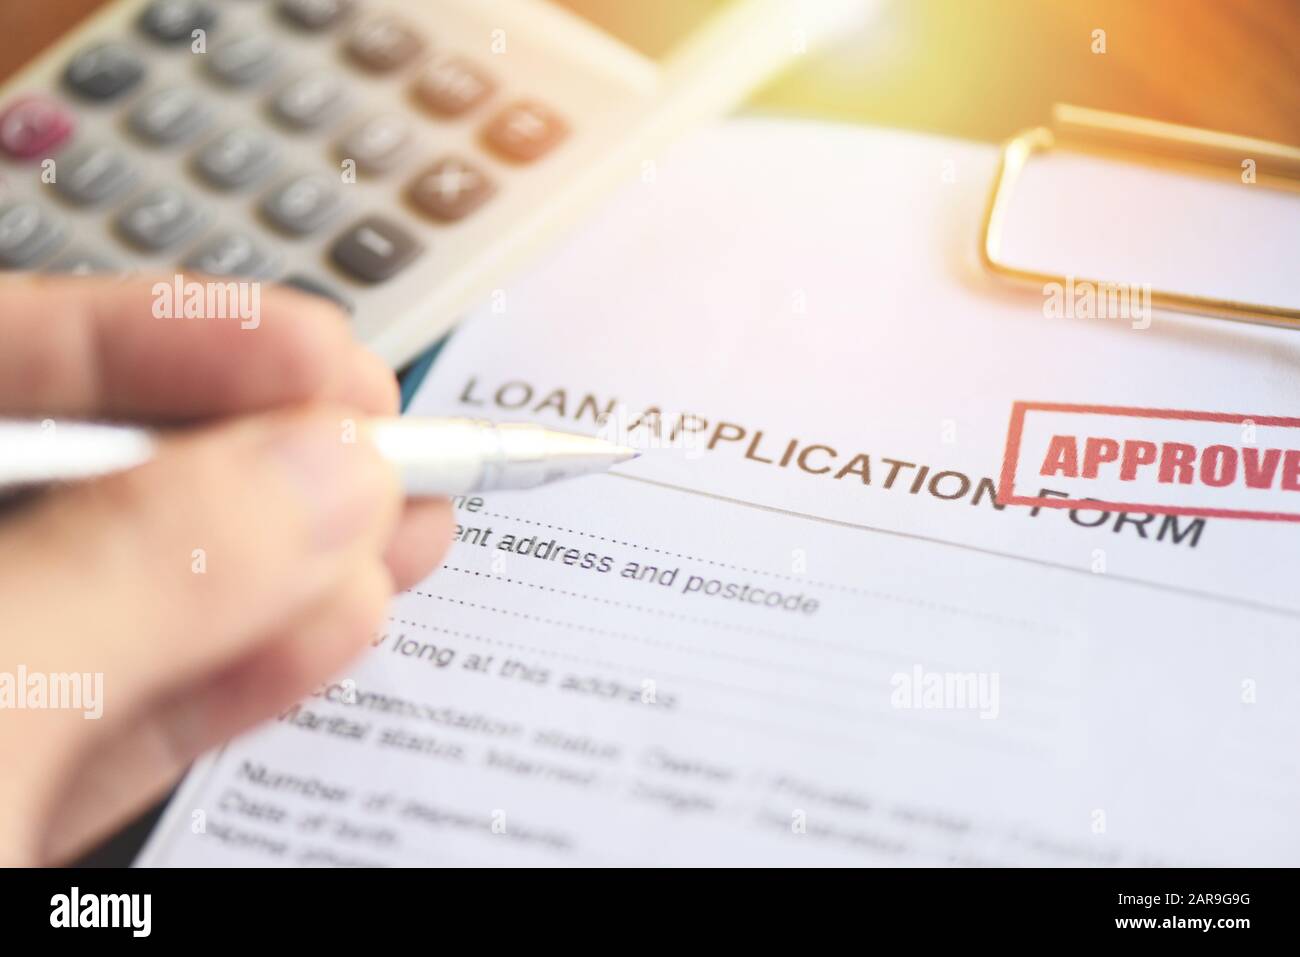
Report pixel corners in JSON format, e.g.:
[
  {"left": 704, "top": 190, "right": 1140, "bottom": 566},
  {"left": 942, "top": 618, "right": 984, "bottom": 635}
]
[
  {"left": 482, "top": 101, "right": 566, "bottom": 163},
  {"left": 0, "top": 97, "right": 75, "bottom": 160}
]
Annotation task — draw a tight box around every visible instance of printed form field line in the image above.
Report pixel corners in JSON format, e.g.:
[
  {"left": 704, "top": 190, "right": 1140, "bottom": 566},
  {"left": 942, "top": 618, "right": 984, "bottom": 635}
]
[
  {"left": 428, "top": 567, "right": 1070, "bottom": 688},
  {"left": 599, "top": 473, "right": 1300, "bottom": 622},
  {"left": 381, "top": 614, "right": 1050, "bottom": 757}
]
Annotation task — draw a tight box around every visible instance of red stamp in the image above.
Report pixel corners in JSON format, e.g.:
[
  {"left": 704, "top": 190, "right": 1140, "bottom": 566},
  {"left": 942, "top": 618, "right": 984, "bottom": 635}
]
[{"left": 998, "top": 402, "right": 1300, "bottom": 522}]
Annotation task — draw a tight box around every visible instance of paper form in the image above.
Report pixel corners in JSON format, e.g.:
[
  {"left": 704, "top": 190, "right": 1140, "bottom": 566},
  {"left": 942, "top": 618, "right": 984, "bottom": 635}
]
[{"left": 139, "top": 119, "right": 1300, "bottom": 866}]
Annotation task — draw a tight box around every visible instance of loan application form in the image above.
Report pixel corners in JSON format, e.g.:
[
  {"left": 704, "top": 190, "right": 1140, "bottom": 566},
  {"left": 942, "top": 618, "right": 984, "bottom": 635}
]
[{"left": 141, "top": 119, "right": 1300, "bottom": 866}]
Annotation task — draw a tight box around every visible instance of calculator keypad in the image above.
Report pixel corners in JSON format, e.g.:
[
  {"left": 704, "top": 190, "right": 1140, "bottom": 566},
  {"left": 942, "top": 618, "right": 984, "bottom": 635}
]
[{"left": 1, "top": 0, "right": 579, "bottom": 358}]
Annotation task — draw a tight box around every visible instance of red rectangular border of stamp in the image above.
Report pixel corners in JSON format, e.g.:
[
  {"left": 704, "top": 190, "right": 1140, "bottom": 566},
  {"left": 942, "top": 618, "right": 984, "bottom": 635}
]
[{"left": 997, "top": 401, "right": 1300, "bottom": 523}]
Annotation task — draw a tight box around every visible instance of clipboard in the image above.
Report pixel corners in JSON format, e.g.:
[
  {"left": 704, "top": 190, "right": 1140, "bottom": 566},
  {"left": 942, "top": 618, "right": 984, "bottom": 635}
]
[{"left": 980, "top": 104, "right": 1300, "bottom": 330}]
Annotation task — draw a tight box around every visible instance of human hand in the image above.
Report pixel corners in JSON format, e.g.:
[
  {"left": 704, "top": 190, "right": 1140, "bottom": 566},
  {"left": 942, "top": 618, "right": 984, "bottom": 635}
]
[{"left": 0, "top": 276, "right": 453, "bottom": 864}]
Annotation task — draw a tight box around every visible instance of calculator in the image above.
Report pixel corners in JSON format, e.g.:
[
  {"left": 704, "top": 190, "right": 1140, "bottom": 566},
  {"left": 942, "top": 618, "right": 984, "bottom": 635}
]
[{"left": 0, "top": 0, "right": 870, "bottom": 368}]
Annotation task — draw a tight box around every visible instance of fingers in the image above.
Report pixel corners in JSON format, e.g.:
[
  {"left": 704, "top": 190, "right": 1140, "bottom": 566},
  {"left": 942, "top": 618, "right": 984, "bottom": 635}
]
[
  {"left": 0, "top": 275, "right": 461, "bottom": 862},
  {"left": 0, "top": 404, "right": 402, "bottom": 707},
  {"left": 0, "top": 275, "right": 397, "bottom": 419},
  {"left": 37, "top": 561, "right": 394, "bottom": 865},
  {"left": 385, "top": 499, "right": 456, "bottom": 589}
]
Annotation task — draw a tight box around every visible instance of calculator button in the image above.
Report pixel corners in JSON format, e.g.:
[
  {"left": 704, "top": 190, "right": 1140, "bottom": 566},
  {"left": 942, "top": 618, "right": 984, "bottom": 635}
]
[
  {"left": 183, "top": 231, "right": 274, "bottom": 277},
  {"left": 55, "top": 145, "right": 137, "bottom": 207},
  {"left": 0, "top": 202, "right": 66, "bottom": 268},
  {"left": 206, "top": 35, "right": 277, "bottom": 88},
  {"left": 345, "top": 15, "right": 425, "bottom": 73},
  {"left": 129, "top": 88, "right": 212, "bottom": 146},
  {"left": 482, "top": 101, "right": 567, "bottom": 163},
  {"left": 337, "top": 114, "right": 411, "bottom": 174},
  {"left": 115, "top": 188, "right": 207, "bottom": 251},
  {"left": 407, "top": 157, "right": 494, "bottom": 222},
  {"left": 413, "top": 58, "right": 494, "bottom": 118},
  {"left": 0, "top": 97, "right": 75, "bottom": 160},
  {"left": 45, "top": 248, "right": 120, "bottom": 275},
  {"left": 260, "top": 173, "right": 342, "bottom": 235},
  {"left": 64, "top": 42, "right": 146, "bottom": 101},
  {"left": 138, "top": 0, "right": 219, "bottom": 45},
  {"left": 281, "top": 274, "right": 353, "bottom": 313},
  {"left": 270, "top": 74, "right": 348, "bottom": 130},
  {"left": 330, "top": 216, "right": 423, "bottom": 283},
  {"left": 278, "top": 0, "right": 354, "bottom": 32},
  {"left": 194, "top": 128, "right": 279, "bottom": 190}
]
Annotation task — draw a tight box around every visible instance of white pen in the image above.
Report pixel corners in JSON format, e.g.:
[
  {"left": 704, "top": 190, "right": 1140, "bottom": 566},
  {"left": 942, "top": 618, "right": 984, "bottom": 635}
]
[{"left": 0, "top": 418, "right": 639, "bottom": 496}]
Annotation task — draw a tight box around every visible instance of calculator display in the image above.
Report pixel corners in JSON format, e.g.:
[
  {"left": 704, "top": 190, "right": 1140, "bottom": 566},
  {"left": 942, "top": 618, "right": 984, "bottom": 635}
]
[{"left": 548, "top": 0, "right": 734, "bottom": 59}]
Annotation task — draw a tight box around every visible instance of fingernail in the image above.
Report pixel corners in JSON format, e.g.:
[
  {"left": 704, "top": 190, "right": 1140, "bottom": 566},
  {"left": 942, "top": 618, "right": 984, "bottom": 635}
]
[{"left": 269, "top": 416, "right": 394, "bottom": 550}]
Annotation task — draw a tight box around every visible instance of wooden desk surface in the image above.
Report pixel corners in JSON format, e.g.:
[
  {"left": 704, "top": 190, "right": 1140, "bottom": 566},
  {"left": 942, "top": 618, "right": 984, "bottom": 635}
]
[{"left": 2, "top": 0, "right": 1297, "bottom": 146}]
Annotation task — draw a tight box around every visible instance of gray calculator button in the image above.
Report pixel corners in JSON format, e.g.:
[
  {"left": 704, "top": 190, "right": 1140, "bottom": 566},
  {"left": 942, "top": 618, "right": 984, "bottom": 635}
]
[
  {"left": 64, "top": 42, "right": 145, "bottom": 101},
  {"left": 270, "top": 74, "right": 347, "bottom": 130},
  {"left": 183, "top": 231, "right": 273, "bottom": 277},
  {"left": 194, "top": 128, "right": 278, "bottom": 190},
  {"left": 281, "top": 274, "right": 352, "bottom": 313},
  {"left": 129, "top": 87, "right": 212, "bottom": 145},
  {"left": 0, "top": 202, "right": 65, "bottom": 268},
  {"left": 138, "top": 0, "right": 218, "bottom": 45},
  {"left": 278, "top": 0, "right": 354, "bottom": 32},
  {"left": 206, "top": 35, "right": 277, "bottom": 88},
  {"left": 45, "top": 247, "right": 120, "bottom": 275},
  {"left": 345, "top": 15, "right": 425, "bottom": 73},
  {"left": 115, "top": 188, "right": 207, "bottom": 250},
  {"left": 55, "top": 145, "right": 137, "bottom": 206},
  {"left": 337, "top": 114, "right": 411, "bottom": 174},
  {"left": 330, "top": 215, "right": 423, "bottom": 283},
  {"left": 260, "top": 173, "right": 341, "bottom": 235}
]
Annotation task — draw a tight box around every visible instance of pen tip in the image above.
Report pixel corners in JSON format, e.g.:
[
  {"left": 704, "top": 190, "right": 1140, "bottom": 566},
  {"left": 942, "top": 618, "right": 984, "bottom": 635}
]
[{"left": 615, "top": 446, "right": 640, "bottom": 464}]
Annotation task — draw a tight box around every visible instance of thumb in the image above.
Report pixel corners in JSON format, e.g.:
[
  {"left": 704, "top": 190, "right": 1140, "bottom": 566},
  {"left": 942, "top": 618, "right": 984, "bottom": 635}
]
[{"left": 0, "top": 406, "right": 402, "bottom": 715}]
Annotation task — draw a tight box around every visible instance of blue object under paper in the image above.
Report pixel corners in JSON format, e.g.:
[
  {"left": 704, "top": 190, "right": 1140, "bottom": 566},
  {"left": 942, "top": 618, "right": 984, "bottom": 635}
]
[{"left": 398, "top": 334, "right": 450, "bottom": 413}]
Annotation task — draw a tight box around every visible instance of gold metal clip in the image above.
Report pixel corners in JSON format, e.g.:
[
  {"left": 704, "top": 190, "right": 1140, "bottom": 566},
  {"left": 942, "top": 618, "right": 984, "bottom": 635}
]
[{"left": 979, "top": 104, "right": 1300, "bottom": 329}]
